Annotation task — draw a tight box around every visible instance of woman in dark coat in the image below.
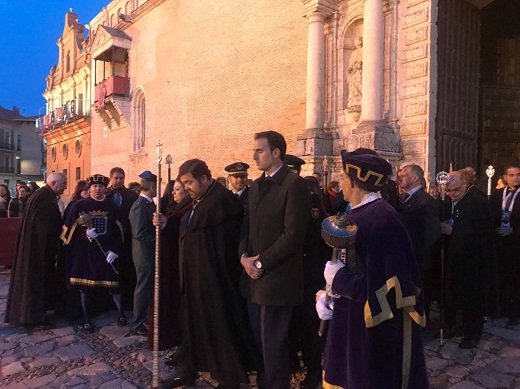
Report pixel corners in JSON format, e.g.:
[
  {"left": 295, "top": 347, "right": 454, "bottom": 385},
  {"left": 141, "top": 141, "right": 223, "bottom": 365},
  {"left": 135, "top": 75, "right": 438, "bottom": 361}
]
[
  {"left": 0, "top": 184, "right": 12, "bottom": 218},
  {"left": 148, "top": 179, "right": 193, "bottom": 351}
]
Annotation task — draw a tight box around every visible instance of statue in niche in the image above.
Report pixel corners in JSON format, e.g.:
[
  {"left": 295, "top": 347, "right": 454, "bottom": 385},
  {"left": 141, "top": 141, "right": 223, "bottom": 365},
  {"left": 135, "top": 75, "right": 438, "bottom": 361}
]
[{"left": 346, "top": 36, "right": 363, "bottom": 112}]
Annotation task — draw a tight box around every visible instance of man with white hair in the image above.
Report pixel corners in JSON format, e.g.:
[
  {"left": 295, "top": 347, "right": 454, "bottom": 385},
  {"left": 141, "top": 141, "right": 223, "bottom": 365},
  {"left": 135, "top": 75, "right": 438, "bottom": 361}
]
[{"left": 5, "top": 172, "right": 67, "bottom": 327}]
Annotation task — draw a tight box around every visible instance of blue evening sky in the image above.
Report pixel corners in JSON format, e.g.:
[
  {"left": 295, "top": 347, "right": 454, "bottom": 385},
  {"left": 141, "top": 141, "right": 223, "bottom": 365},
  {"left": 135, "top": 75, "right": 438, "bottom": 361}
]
[{"left": 0, "top": 1, "right": 109, "bottom": 117}]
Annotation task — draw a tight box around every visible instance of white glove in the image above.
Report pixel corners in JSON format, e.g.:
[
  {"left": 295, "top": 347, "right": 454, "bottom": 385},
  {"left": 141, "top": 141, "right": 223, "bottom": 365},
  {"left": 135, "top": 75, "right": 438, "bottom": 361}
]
[
  {"left": 324, "top": 260, "right": 345, "bottom": 286},
  {"left": 106, "top": 251, "right": 118, "bottom": 264},
  {"left": 86, "top": 228, "right": 100, "bottom": 240},
  {"left": 316, "top": 290, "right": 333, "bottom": 320},
  {"left": 440, "top": 222, "right": 452, "bottom": 235},
  {"left": 496, "top": 226, "right": 513, "bottom": 237}
]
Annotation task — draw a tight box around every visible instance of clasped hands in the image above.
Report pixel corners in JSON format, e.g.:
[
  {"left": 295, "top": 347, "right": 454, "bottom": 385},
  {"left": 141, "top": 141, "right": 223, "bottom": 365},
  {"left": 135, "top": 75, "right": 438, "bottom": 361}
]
[{"left": 241, "top": 254, "right": 263, "bottom": 280}]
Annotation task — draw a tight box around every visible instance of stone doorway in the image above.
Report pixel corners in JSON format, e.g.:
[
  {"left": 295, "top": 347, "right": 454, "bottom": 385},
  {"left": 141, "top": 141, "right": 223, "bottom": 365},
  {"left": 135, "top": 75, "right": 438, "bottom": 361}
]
[
  {"left": 480, "top": 0, "right": 520, "bottom": 178},
  {"left": 435, "top": 0, "right": 520, "bottom": 179}
]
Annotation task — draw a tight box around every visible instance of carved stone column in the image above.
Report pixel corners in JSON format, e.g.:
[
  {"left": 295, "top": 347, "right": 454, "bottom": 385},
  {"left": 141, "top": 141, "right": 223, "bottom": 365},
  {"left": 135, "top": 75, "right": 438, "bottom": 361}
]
[
  {"left": 361, "top": 0, "right": 384, "bottom": 121},
  {"left": 295, "top": 0, "right": 338, "bottom": 174},
  {"left": 303, "top": 11, "right": 327, "bottom": 137}
]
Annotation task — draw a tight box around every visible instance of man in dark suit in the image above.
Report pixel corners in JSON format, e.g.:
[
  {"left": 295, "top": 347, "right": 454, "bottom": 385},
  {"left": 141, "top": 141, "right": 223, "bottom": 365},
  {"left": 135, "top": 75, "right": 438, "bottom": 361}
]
[
  {"left": 106, "top": 167, "right": 139, "bottom": 310},
  {"left": 441, "top": 171, "right": 491, "bottom": 349},
  {"left": 398, "top": 164, "right": 441, "bottom": 317},
  {"left": 128, "top": 171, "right": 157, "bottom": 336},
  {"left": 225, "top": 162, "right": 250, "bottom": 209},
  {"left": 239, "top": 131, "right": 311, "bottom": 389},
  {"left": 489, "top": 162, "right": 520, "bottom": 323}
]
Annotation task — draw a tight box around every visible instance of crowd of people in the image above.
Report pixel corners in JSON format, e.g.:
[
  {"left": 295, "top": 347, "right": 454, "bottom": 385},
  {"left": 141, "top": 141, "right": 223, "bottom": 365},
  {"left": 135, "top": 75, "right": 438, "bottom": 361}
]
[{"left": 2, "top": 129, "right": 519, "bottom": 389}]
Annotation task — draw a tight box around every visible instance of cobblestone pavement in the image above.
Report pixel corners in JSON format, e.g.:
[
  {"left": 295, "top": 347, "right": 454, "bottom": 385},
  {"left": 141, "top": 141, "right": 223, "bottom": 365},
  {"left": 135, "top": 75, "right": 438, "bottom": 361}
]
[{"left": 2, "top": 267, "right": 520, "bottom": 388}]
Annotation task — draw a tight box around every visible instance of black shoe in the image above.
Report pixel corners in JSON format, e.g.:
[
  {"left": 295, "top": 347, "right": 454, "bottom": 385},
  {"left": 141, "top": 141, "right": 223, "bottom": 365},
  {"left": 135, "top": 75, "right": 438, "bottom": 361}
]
[
  {"left": 129, "top": 325, "right": 148, "bottom": 336},
  {"left": 459, "top": 337, "right": 478, "bottom": 349},
  {"left": 81, "top": 323, "right": 95, "bottom": 334},
  {"left": 117, "top": 316, "right": 127, "bottom": 327},
  {"left": 301, "top": 373, "right": 321, "bottom": 389},
  {"left": 170, "top": 367, "right": 196, "bottom": 388}
]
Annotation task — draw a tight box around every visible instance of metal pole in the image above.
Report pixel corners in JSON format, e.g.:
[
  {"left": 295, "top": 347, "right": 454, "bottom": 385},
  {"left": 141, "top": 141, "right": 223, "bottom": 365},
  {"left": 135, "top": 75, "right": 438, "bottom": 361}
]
[
  {"left": 152, "top": 140, "right": 163, "bottom": 388},
  {"left": 436, "top": 171, "right": 450, "bottom": 346}
]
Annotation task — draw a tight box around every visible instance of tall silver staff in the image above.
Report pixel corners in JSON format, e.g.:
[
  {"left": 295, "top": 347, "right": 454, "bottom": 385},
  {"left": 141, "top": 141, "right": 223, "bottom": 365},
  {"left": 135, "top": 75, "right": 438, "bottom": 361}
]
[
  {"left": 152, "top": 140, "right": 163, "bottom": 388},
  {"left": 436, "top": 171, "right": 450, "bottom": 346},
  {"left": 486, "top": 165, "right": 495, "bottom": 200}
]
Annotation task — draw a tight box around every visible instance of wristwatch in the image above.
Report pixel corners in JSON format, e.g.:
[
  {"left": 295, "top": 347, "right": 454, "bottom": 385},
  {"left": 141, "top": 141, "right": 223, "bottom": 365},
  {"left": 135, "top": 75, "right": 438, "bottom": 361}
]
[{"left": 253, "top": 259, "right": 263, "bottom": 269}]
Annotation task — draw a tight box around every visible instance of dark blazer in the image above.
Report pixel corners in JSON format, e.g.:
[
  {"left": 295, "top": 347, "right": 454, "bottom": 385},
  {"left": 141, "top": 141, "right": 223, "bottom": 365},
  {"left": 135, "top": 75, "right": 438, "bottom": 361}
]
[
  {"left": 129, "top": 195, "right": 156, "bottom": 267},
  {"left": 239, "top": 164, "right": 311, "bottom": 306},
  {"left": 106, "top": 187, "right": 139, "bottom": 241},
  {"left": 400, "top": 187, "right": 441, "bottom": 271}
]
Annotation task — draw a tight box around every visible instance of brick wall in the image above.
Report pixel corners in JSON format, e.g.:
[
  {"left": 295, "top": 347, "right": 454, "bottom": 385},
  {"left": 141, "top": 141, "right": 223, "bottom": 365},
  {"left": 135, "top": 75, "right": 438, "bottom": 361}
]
[{"left": 90, "top": 0, "right": 308, "bottom": 181}]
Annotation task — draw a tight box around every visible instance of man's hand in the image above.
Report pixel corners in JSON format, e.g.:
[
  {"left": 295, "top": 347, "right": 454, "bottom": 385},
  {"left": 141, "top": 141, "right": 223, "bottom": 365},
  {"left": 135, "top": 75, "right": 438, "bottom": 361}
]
[
  {"left": 316, "top": 290, "right": 333, "bottom": 320},
  {"left": 324, "top": 260, "right": 345, "bottom": 286},
  {"left": 440, "top": 222, "right": 452, "bottom": 235},
  {"left": 153, "top": 212, "right": 167, "bottom": 229},
  {"left": 496, "top": 226, "right": 513, "bottom": 237},
  {"left": 241, "top": 254, "right": 264, "bottom": 280},
  {"left": 106, "top": 251, "right": 118, "bottom": 264},
  {"left": 86, "top": 228, "right": 100, "bottom": 240}
]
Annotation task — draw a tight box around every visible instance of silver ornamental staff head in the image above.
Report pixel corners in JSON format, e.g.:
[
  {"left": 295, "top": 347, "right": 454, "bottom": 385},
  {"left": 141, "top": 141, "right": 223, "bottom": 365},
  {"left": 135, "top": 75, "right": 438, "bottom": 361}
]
[
  {"left": 436, "top": 171, "right": 450, "bottom": 186},
  {"left": 165, "top": 154, "right": 173, "bottom": 165},
  {"left": 156, "top": 140, "right": 163, "bottom": 163},
  {"left": 486, "top": 165, "right": 495, "bottom": 179},
  {"left": 321, "top": 212, "right": 358, "bottom": 249}
]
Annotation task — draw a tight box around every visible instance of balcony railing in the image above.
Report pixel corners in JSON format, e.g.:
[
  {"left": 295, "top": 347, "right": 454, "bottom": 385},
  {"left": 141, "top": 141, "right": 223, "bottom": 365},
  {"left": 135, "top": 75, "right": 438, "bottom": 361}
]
[
  {"left": 36, "top": 98, "right": 91, "bottom": 135},
  {"left": 95, "top": 75, "right": 130, "bottom": 104},
  {"left": 0, "top": 166, "right": 15, "bottom": 174}
]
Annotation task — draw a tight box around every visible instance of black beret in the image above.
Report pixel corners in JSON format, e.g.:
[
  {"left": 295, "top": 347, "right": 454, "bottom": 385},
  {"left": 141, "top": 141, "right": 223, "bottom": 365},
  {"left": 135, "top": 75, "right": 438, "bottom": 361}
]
[
  {"left": 340, "top": 150, "right": 392, "bottom": 191},
  {"left": 224, "top": 162, "right": 249, "bottom": 176},
  {"left": 87, "top": 174, "right": 110, "bottom": 188}
]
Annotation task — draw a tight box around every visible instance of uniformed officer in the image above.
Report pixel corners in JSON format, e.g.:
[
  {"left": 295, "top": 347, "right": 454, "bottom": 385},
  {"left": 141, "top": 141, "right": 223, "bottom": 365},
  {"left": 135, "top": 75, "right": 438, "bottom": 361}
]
[
  {"left": 225, "top": 162, "right": 250, "bottom": 208},
  {"left": 283, "top": 154, "right": 306, "bottom": 175}
]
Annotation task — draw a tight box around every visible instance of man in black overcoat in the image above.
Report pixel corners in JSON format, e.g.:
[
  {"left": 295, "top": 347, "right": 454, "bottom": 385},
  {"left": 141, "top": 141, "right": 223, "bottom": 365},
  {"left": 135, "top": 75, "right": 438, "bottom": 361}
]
[
  {"left": 5, "top": 172, "right": 67, "bottom": 326},
  {"left": 398, "top": 164, "right": 441, "bottom": 316},
  {"left": 106, "top": 167, "right": 139, "bottom": 310},
  {"left": 441, "top": 171, "right": 492, "bottom": 349},
  {"left": 169, "top": 159, "right": 256, "bottom": 388},
  {"left": 239, "top": 131, "right": 311, "bottom": 389},
  {"left": 489, "top": 162, "right": 520, "bottom": 322}
]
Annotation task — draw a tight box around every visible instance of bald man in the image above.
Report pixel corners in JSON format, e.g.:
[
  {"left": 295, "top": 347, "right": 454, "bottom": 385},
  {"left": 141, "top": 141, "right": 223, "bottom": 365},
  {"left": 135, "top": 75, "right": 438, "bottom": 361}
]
[
  {"left": 5, "top": 173, "right": 68, "bottom": 326},
  {"left": 440, "top": 171, "right": 491, "bottom": 349}
]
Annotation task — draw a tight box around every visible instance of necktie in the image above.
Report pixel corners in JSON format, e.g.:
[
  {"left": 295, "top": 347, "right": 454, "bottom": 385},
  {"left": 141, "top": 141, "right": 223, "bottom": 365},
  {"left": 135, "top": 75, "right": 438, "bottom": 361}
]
[
  {"left": 235, "top": 193, "right": 240, "bottom": 199},
  {"left": 401, "top": 193, "right": 410, "bottom": 203},
  {"left": 114, "top": 192, "right": 122, "bottom": 207}
]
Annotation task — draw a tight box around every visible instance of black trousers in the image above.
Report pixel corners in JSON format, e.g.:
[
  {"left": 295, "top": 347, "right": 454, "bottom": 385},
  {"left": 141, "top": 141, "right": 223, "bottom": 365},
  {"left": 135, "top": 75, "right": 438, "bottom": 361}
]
[{"left": 248, "top": 302, "right": 292, "bottom": 389}]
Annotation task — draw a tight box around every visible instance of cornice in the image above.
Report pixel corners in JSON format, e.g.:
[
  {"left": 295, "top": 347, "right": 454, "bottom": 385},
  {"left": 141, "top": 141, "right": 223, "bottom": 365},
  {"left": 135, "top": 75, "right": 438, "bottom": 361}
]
[{"left": 302, "top": 0, "right": 339, "bottom": 17}]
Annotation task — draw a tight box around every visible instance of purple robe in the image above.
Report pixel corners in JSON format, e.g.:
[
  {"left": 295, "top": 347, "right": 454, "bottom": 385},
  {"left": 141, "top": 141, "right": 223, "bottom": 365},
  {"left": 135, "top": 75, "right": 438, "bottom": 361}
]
[{"left": 323, "top": 198, "right": 429, "bottom": 389}]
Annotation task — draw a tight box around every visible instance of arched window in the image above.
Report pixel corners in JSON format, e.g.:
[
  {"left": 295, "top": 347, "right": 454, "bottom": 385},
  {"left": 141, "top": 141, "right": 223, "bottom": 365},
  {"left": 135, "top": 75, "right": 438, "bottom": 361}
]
[
  {"left": 125, "top": 1, "right": 131, "bottom": 14},
  {"left": 66, "top": 51, "right": 71, "bottom": 73},
  {"left": 132, "top": 88, "right": 146, "bottom": 154},
  {"left": 110, "top": 14, "right": 115, "bottom": 27}
]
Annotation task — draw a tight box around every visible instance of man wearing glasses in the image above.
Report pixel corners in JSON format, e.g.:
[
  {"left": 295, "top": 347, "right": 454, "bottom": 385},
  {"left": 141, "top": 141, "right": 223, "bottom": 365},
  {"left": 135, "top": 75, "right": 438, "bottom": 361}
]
[{"left": 440, "top": 170, "right": 491, "bottom": 349}]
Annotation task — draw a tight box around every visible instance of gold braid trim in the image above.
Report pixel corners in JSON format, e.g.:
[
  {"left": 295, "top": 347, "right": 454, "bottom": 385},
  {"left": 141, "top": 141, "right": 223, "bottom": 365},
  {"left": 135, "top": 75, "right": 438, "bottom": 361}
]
[
  {"left": 322, "top": 371, "right": 345, "bottom": 389},
  {"left": 69, "top": 278, "right": 119, "bottom": 288},
  {"left": 60, "top": 222, "right": 78, "bottom": 245},
  {"left": 344, "top": 163, "right": 385, "bottom": 186},
  {"left": 364, "top": 276, "right": 426, "bottom": 328}
]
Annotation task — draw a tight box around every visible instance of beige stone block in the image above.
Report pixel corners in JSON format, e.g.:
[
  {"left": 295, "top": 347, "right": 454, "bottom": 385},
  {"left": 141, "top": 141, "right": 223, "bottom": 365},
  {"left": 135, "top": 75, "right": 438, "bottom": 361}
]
[
  {"left": 405, "top": 62, "right": 429, "bottom": 80},
  {"left": 406, "top": 26, "right": 429, "bottom": 46},
  {"left": 403, "top": 7, "right": 429, "bottom": 29},
  {"left": 402, "top": 44, "right": 428, "bottom": 63},
  {"left": 404, "top": 100, "right": 427, "bottom": 117},
  {"left": 408, "top": 0, "right": 429, "bottom": 7},
  {"left": 402, "top": 138, "right": 427, "bottom": 155},
  {"left": 401, "top": 120, "right": 426, "bottom": 136},
  {"left": 401, "top": 81, "right": 427, "bottom": 99}
]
